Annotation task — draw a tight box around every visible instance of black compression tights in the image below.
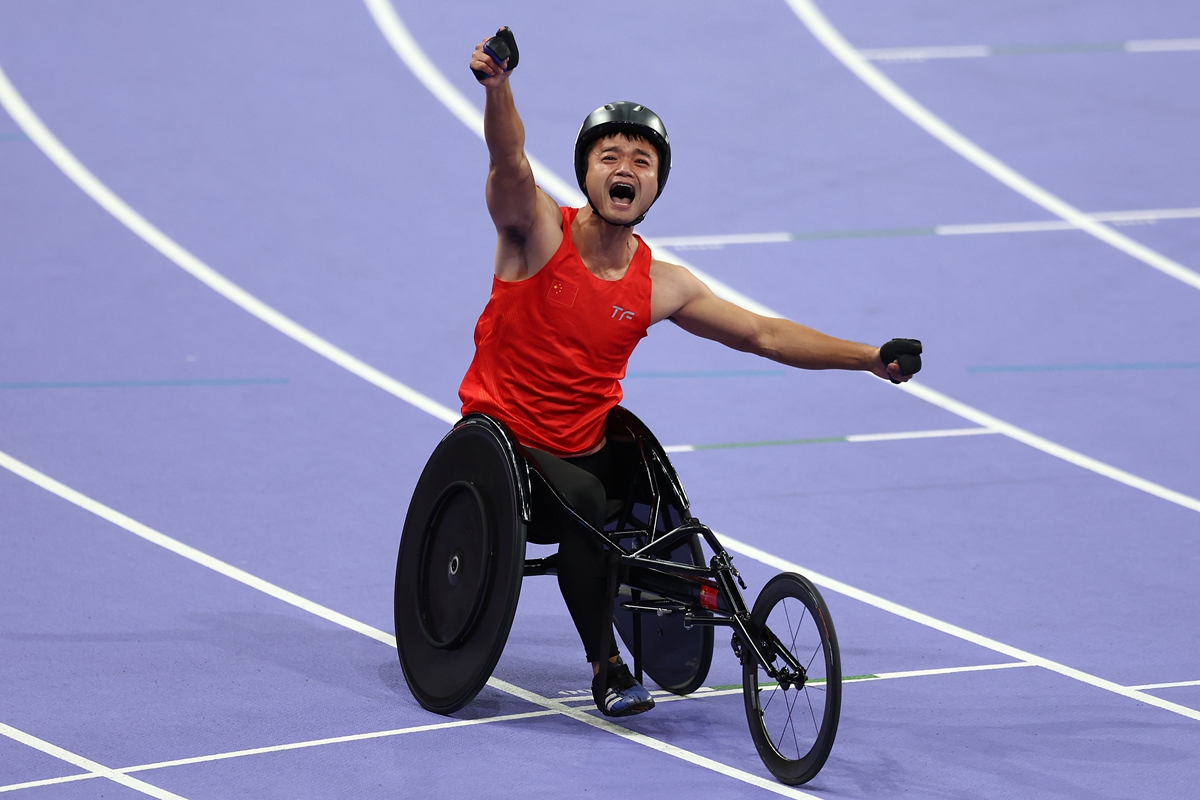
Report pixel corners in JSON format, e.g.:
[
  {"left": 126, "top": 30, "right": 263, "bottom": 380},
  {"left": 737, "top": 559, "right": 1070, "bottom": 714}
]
[{"left": 527, "top": 445, "right": 621, "bottom": 664}]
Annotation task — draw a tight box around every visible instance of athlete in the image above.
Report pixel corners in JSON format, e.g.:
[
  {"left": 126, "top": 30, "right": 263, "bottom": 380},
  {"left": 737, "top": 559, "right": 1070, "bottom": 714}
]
[{"left": 461, "top": 29, "right": 922, "bottom": 717}]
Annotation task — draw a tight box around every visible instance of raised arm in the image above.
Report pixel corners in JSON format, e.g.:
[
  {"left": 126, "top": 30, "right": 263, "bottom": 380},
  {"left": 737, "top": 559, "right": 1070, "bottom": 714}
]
[
  {"left": 470, "top": 33, "right": 562, "bottom": 281},
  {"left": 650, "top": 260, "right": 920, "bottom": 382}
]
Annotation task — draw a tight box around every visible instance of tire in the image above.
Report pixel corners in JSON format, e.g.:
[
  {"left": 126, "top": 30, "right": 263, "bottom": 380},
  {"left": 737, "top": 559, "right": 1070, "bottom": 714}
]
[
  {"left": 394, "top": 420, "right": 527, "bottom": 714},
  {"left": 742, "top": 572, "right": 841, "bottom": 785}
]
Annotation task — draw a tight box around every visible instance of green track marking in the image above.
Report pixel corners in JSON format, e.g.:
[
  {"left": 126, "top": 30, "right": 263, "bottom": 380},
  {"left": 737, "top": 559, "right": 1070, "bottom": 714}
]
[
  {"left": 0, "top": 378, "right": 289, "bottom": 390},
  {"left": 968, "top": 362, "right": 1200, "bottom": 373}
]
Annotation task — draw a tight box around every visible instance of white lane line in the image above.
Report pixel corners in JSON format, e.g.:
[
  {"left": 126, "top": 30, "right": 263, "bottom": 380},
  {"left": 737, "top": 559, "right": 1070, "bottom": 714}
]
[
  {"left": 0, "top": 63, "right": 459, "bottom": 427},
  {"left": 663, "top": 426, "right": 997, "bottom": 452},
  {"left": 6, "top": 442, "right": 1200, "bottom": 734},
  {"left": 860, "top": 45, "right": 990, "bottom": 63},
  {"left": 1127, "top": 38, "right": 1200, "bottom": 53},
  {"left": 0, "top": 447, "right": 819, "bottom": 799},
  {"left": 938, "top": 207, "right": 1200, "bottom": 235},
  {"left": 784, "top": 0, "right": 1200, "bottom": 292},
  {"left": 0, "top": 722, "right": 186, "bottom": 800},
  {"left": 859, "top": 38, "right": 1200, "bottom": 62},
  {"left": 845, "top": 427, "right": 997, "bottom": 443},
  {"left": 363, "top": 0, "right": 1200, "bottom": 518},
  {"left": 0, "top": 711, "right": 559, "bottom": 794},
  {"left": 650, "top": 207, "right": 1200, "bottom": 248},
  {"left": 553, "top": 661, "right": 1035, "bottom": 703},
  {"left": 1127, "top": 679, "right": 1200, "bottom": 691},
  {"left": 898, "top": 381, "right": 1200, "bottom": 514},
  {"left": 716, "top": 532, "right": 1200, "bottom": 722}
]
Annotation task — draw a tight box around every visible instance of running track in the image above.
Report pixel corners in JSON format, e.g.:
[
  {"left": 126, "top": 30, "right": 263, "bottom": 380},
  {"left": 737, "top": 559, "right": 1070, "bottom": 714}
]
[{"left": 2, "top": 2, "right": 1198, "bottom": 798}]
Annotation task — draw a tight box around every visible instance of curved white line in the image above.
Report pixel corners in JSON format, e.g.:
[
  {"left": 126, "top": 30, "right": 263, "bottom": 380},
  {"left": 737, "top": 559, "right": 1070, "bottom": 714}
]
[
  {"left": 363, "top": 0, "right": 1200, "bottom": 516},
  {"left": 783, "top": 0, "right": 1200, "bottom": 292},
  {"left": 0, "top": 63, "right": 459, "bottom": 426}
]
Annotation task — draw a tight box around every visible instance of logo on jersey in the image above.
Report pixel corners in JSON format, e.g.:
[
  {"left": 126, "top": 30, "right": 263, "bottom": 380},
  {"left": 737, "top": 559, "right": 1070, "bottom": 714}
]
[
  {"left": 611, "top": 305, "right": 635, "bottom": 321},
  {"left": 547, "top": 280, "right": 578, "bottom": 307}
]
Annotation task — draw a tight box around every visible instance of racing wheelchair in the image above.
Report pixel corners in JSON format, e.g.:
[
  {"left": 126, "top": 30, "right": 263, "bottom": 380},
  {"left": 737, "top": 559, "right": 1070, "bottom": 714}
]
[{"left": 394, "top": 407, "right": 841, "bottom": 785}]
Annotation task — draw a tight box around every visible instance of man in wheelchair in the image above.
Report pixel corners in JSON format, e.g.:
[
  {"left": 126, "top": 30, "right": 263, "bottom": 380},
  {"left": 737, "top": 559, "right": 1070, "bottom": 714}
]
[{"left": 457, "top": 29, "right": 921, "bottom": 718}]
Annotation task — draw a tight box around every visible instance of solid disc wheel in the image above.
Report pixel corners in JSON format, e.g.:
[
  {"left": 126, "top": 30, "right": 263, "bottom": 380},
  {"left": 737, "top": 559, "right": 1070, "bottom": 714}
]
[
  {"left": 395, "top": 420, "right": 526, "bottom": 714},
  {"left": 742, "top": 572, "right": 841, "bottom": 785},
  {"left": 614, "top": 533, "right": 713, "bottom": 695}
]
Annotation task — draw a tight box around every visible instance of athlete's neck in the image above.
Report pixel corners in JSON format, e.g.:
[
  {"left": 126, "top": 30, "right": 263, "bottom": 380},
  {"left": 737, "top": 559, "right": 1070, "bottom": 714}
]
[{"left": 572, "top": 206, "right": 638, "bottom": 281}]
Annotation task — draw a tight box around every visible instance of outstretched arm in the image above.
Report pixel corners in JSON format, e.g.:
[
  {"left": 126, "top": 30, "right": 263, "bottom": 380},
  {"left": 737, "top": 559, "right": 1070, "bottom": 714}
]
[
  {"left": 650, "top": 260, "right": 918, "bottom": 382},
  {"left": 470, "top": 34, "right": 561, "bottom": 280}
]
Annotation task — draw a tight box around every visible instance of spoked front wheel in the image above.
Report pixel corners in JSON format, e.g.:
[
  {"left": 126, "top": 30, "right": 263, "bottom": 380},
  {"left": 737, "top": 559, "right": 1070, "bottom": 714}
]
[{"left": 742, "top": 572, "right": 841, "bottom": 785}]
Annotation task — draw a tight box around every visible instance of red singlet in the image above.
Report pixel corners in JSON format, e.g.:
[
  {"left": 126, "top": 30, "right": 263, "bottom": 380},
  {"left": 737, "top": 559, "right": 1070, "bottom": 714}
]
[{"left": 459, "top": 206, "right": 653, "bottom": 456}]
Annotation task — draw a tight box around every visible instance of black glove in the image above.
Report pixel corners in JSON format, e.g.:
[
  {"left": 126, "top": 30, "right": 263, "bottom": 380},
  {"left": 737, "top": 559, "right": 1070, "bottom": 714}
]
[
  {"left": 879, "top": 338, "right": 922, "bottom": 383},
  {"left": 471, "top": 27, "right": 519, "bottom": 81}
]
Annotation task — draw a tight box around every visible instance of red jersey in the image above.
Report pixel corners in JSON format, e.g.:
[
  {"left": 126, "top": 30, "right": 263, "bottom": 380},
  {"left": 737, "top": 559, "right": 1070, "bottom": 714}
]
[{"left": 459, "top": 206, "right": 653, "bottom": 455}]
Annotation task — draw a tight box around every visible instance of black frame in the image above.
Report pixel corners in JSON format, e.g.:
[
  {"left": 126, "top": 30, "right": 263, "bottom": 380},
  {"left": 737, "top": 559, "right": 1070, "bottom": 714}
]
[{"left": 513, "top": 409, "right": 809, "bottom": 691}]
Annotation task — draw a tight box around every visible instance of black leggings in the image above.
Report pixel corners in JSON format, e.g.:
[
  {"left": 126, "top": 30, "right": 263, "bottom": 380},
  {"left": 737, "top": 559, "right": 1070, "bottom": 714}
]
[{"left": 527, "top": 445, "right": 621, "bottom": 664}]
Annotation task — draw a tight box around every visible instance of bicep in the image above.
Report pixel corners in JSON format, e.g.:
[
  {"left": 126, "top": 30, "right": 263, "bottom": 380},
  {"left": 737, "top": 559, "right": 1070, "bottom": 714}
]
[
  {"left": 485, "top": 155, "right": 540, "bottom": 238},
  {"left": 652, "top": 262, "right": 763, "bottom": 351}
]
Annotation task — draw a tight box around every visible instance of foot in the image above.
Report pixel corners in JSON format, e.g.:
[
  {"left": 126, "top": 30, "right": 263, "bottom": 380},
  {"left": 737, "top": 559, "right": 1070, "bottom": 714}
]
[{"left": 592, "top": 658, "right": 655, "bottom": 717}]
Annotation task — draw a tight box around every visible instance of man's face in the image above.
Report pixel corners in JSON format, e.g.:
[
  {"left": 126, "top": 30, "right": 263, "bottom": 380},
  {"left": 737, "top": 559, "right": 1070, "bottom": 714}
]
[{"left": 585, "top": 134, "right": 659, "bottom": 225}]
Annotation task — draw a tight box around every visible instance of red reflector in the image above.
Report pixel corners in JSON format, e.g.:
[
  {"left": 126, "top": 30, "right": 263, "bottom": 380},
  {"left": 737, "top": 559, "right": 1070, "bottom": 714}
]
[{"left": 700, "top": 584, "right": 719, "bottom": 611}]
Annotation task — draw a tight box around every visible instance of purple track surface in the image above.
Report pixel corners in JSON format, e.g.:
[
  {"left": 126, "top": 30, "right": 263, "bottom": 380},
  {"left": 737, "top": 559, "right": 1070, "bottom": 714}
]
[{"left": 2, "top": 2, "right": 1198, "bottom": 798}]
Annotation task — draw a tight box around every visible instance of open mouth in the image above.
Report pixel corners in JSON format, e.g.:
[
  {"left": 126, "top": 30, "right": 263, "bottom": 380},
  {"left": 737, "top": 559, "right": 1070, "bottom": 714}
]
[{"left": 609, "top": 182, "right": 636, "bottom": 207}]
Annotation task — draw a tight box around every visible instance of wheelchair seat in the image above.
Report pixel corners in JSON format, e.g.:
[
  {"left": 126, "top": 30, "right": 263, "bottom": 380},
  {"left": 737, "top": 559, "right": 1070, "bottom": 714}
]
[{"left": 394, "top": 407, "right": 712, "bottom": 714}]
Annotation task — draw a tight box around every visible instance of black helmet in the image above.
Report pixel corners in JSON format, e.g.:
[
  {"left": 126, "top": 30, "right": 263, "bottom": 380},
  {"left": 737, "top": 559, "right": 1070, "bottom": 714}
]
[{"left": 574, "top": 102, "right": 671, "bottom": 204}]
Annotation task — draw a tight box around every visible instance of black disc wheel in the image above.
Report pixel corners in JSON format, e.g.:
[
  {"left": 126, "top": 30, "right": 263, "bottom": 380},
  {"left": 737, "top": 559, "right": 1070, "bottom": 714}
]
[
  {"left": 614, "top": 533, "right": 713, "bottom": 695},
  {"left": 742, "top": 572, "right": 841, "bottom": 785},
  {"left": 395, "top": 420, "right": 527, "bottom": 714}
]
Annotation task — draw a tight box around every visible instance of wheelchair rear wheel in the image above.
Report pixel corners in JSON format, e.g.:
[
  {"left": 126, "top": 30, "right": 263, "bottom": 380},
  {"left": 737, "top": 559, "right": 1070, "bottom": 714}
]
[
  {"left": 742, "top": 572, "right": 841, "bottom": 785},
  {"left": 394, "top": 420, "right": 527, "bottom": 714}
]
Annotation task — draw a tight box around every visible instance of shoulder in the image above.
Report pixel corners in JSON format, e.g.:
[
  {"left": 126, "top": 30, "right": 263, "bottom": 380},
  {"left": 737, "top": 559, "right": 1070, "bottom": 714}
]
[{"left": 649, "top": 258, "right": 712, "bottom": 324}]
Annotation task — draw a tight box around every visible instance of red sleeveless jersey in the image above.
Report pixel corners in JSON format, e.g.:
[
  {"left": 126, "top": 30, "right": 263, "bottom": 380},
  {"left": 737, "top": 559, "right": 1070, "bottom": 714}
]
[{"left": 459, "top": 206, "right": 653, "bottom": 455}]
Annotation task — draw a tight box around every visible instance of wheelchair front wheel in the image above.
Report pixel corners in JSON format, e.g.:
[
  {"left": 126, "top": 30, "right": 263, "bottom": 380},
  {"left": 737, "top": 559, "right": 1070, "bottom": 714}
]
[{"left": 742, "top": 572, "right": 841, "bottom": 785}]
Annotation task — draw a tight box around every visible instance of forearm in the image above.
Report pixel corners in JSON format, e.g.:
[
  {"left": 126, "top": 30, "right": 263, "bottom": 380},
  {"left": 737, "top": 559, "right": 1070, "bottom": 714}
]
[
  {"left": 483, "top": 82, "right": 526, "bottom": 172},
  {"left": 755, "top": 317, "right": 878, "bottom": 371}
]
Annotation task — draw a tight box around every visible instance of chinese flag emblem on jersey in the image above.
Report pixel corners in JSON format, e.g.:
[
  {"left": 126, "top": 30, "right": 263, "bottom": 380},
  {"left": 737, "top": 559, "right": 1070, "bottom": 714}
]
[{"left": 547, "top": 280, "right": 578, "bottom": 307}]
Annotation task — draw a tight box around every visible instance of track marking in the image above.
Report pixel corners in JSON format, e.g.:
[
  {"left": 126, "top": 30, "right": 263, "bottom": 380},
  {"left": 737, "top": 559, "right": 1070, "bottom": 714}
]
[
  {"left": 0, "top": 63, "right": 459, "bottom": 427},
  {"left": 714, "top": 532, "right": 1200, "bottom": 722},
  {"left": 0, "top": 447, "right": 819, "bottom": 798},
  {"left": 5, "top": 443, "right": 1200, "bottom": 733},
  {"left": 0, "top": 721, "right": 186, "bottom": 800},
  {"left": 364, "top": 0, "right": 1200, "bottom": 517},
  {"left": 861, "top": 37, "right": 1200, "bottom": 63},
  {"left": 897, "top": 381, "right": 1200, "bottom": 514},
  {"left": 0, "top": 378, "right": 289, "bottom": 390},
  {"left": 0, "top": 711, "right": 558, "bottom": 794},
  {"left": 1127, "top": 679, "right": 1200, "bottom": 691},
  {"left": 2, "top": 8, "right": 1192, "bottom": 520},
  {"left": 553, "top": 661, "right": 1035, "bottom": 702},
  {"left": 663, "top": 426, "right": 996, "bottom": 452},
  {"left": 783, "top": 0, "right": 1200, "bottom": 292},
  {"left": 651, "top": 207, "right": 1200, "bottom": 249},
  {"left": 968, "top": 361, "right": 1200, "bottom": 373}
]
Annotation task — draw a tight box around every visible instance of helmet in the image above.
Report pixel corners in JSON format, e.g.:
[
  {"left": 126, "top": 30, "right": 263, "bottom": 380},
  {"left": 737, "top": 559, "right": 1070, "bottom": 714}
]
[{"left": 574, "top": 102, "right": 671, "bottom": 204}]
